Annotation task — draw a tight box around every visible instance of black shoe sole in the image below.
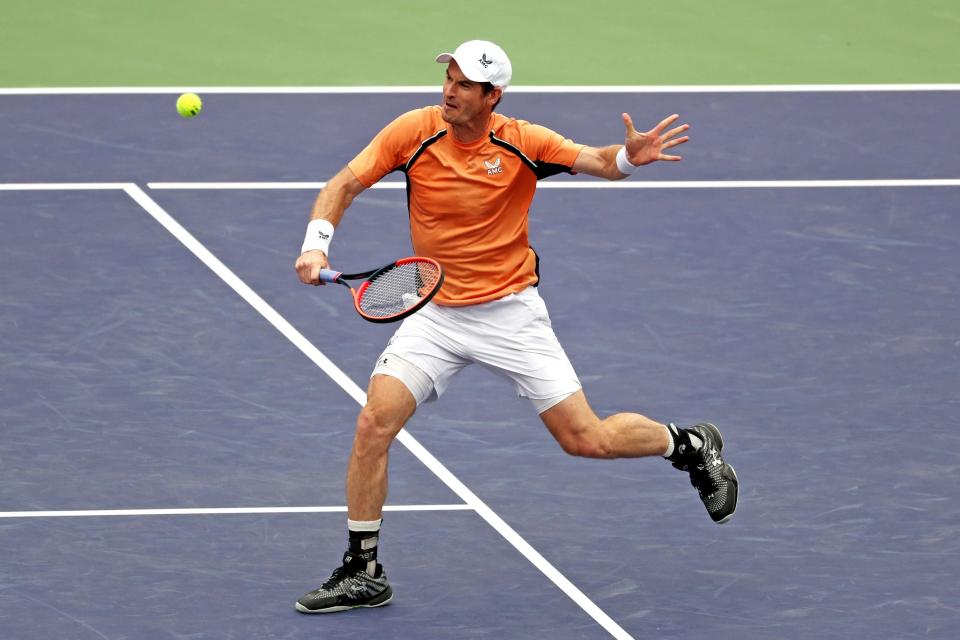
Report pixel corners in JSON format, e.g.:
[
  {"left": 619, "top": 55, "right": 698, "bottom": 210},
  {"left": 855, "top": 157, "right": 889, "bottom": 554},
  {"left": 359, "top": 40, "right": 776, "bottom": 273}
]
[
  {"left": 295, "top": 591, "right": 393, "bottom": 614},
  {"left": 712, "top": 463, "right": 738, "bottom": 524},
  {"left": 294, "top": 585, "right": 393, "bottom": 613}
]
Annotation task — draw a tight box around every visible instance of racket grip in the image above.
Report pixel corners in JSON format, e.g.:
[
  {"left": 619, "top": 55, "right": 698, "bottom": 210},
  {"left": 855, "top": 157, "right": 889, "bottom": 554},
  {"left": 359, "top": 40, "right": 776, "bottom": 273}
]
[{"left": 318, "top": 269, "right": 342, "bottom": 284}]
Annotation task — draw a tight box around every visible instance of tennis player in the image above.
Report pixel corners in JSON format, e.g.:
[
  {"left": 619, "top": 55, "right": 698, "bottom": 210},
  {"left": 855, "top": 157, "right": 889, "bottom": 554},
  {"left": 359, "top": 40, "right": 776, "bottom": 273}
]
[{"left": 293, "top": 40, "right": 739, "bottom": 614}]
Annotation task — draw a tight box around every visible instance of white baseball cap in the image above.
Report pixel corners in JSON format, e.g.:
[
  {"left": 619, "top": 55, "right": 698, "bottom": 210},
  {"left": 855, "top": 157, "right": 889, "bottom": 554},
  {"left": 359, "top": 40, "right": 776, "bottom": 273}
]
[{"left": 435, "top": 40, "right": 512, "bottom": 89}]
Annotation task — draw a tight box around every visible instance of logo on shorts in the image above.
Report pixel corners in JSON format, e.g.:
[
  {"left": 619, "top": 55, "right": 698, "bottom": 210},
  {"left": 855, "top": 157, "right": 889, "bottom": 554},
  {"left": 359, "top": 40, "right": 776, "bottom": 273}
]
[{"left": 484, "top": 157, "right": 503, "bottom": 175}]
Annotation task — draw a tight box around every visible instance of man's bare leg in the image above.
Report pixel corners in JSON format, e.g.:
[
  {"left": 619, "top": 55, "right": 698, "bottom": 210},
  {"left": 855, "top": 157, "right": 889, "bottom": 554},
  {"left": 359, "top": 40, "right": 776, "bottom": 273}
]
[
  {"left": 540, "top": 390, "right": 739, "bottom": 523},
  {"left": 346, "top": 374, "right": 417, "bottom": 520},
  {"left": 539, "top": 390, "right": 669, "bottom": 458},
  {"left": 296, "top": 374, "right": 415, "bottom": 614}
]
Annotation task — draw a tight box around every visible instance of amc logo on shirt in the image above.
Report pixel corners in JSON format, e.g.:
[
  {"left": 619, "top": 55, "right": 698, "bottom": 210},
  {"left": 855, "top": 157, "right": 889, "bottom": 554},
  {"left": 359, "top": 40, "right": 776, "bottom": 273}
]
[{"left": 484, "top": 157, "right": 503, "bottom": 175}]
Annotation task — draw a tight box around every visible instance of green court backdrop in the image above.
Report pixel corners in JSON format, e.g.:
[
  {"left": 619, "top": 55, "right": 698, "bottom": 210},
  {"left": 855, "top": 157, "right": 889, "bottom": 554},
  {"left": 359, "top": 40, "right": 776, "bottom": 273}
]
[{"left": 1, "top": 0, "right": 958, "bottom": 86}]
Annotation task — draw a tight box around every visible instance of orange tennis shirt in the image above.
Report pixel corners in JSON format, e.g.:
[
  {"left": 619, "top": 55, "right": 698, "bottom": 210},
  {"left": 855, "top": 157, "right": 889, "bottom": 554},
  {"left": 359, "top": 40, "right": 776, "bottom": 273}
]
[{"left": 347, "top": 106, "right": 584, "bottom": 306}]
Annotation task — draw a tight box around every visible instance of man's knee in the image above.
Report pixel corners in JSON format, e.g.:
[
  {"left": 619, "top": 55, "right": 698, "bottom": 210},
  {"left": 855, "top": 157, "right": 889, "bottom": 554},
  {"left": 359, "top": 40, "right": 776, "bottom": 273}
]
[
  {"left": 540, "top": 392, "right": 610, "bottom": 458},
  {"left": 354, "top": 404, "right": 402, "bottom": 453},
  {"left": 352, "top": 377, "right": 416, "bottom": 458}
]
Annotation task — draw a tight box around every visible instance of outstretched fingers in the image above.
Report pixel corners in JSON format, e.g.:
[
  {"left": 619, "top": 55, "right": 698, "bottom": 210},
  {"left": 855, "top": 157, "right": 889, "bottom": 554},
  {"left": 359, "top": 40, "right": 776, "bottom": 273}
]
[
  {"left": 663, "top": 123, "right": 689, "bottom": 141},
  {"left": 653, "top": 113, "right": 680, "bottom": 135},
  {"left": 659, "top": 119, "right": 689, "bottom": 160},
  {"left": 662, "top": 132, "right": 690, "bottom": 149}
]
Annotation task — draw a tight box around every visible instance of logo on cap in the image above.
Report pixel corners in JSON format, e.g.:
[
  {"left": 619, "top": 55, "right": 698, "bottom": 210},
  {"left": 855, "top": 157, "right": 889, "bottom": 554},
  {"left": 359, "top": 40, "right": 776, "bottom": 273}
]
[{"left": 478, "top": 53, "right": 492, "bottom": 68}]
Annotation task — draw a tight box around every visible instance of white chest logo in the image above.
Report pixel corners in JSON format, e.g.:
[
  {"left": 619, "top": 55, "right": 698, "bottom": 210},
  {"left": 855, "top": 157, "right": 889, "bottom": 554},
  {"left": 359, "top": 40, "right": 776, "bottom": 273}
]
[{"left": 484, "top": 157, "right": 503, "bottom": 175}]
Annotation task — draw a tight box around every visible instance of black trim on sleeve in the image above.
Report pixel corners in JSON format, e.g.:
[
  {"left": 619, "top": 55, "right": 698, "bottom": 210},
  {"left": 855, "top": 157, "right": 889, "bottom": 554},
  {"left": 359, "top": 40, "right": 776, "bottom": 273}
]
[
  {"left": 404, "top": 129, "right": 448, "bottom": 172},
  {"left": 401, "top": 128, "right": 447, "bottom": 210},
  {"left": 531, "top": 161, "right": 575, "bottom": 180},
  {"left": 488, "top": 132, "right": 575, "bottom": 181}
]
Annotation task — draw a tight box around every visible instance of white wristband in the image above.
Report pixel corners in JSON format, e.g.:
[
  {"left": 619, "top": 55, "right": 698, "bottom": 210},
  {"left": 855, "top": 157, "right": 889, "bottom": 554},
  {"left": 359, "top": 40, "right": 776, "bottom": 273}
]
[
  {"left": 301, "top": 218, "right": 335, "bottom": 256},
  {"left": 615, "top": 146, "right": 638, "bottom": 175}
]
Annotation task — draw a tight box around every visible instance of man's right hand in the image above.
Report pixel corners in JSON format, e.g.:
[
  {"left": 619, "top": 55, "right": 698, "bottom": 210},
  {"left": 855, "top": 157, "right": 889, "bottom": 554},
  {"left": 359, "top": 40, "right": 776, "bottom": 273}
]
[{"left": 295, "top": 249, "right": 330, "bottom": 285}]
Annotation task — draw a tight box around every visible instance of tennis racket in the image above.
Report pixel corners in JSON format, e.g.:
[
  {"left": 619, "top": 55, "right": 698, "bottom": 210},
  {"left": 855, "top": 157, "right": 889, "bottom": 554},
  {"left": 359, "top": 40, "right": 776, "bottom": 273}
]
[{"left": 319, "top": 257, "right": 444, "bottom": 323}]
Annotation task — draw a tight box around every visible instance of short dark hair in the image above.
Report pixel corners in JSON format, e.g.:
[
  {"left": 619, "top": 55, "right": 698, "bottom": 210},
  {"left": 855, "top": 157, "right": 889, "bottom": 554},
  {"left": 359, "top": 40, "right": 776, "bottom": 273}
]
[{"left": 481, "top": 82, "right": 502, "bottom": 111}]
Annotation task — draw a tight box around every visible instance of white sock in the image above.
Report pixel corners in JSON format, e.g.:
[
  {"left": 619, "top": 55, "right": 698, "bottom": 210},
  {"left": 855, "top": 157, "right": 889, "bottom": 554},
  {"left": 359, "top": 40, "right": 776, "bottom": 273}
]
[{"left": 347, "top": 518, "right": 382, "bottom": 532}]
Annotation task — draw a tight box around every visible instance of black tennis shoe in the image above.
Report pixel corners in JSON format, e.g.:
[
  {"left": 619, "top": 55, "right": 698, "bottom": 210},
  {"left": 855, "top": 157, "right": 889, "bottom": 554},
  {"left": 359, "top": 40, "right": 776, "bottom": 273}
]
[
  {"left": 671, "top": 422, "right": 739, "bottom": 524},
  {"left": 295, "top": 551, "right": 393, "bottom": 614}
]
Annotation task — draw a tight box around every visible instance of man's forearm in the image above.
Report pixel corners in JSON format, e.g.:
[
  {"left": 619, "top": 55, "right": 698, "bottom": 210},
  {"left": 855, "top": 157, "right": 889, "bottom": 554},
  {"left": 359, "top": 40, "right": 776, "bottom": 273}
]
[{"left": 310, "top": 166, "right": 366, "bottom": 226}]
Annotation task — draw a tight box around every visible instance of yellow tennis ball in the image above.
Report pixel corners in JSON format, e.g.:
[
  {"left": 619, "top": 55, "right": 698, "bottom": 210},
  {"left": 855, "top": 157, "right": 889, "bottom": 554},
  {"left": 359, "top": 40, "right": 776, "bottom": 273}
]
[{"left": 176, "top": 93, "right": 202, "bottom": 118}]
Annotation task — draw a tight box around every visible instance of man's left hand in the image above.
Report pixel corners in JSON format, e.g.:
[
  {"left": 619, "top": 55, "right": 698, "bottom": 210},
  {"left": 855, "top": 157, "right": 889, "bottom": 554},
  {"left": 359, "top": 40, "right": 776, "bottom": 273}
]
[{"left": 623, "top": 113, "right": 690, "bottom": 165}]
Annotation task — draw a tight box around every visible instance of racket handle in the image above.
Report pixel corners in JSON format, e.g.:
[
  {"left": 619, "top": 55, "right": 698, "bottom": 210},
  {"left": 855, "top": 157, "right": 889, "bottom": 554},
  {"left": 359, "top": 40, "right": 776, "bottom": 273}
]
[{"left": 318, "top": 269, "right": 342, "bottom": 284}]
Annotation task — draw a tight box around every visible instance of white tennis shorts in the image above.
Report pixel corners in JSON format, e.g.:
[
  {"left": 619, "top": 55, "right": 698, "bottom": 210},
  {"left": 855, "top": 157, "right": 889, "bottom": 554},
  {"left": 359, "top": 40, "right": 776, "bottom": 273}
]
[{"left": 371, "top": 286, "right": 581, "bottom": 414}]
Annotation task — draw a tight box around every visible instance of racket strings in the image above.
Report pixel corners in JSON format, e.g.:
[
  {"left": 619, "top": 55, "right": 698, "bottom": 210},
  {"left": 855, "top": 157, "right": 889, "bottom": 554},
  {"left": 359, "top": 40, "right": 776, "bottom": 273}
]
[{"left": 358, "top": 262, "right": 442, "bottom": 319}]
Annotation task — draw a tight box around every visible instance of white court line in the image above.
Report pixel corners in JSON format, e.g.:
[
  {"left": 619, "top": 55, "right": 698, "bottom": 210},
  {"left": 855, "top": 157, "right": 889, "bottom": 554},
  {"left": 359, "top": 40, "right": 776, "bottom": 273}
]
[
  {"left": 532, "top": 179, "right": 960, "bottom": 189},
  {"left": 0, "top": 182, "right": 132, "bottom": 190},
  {"left": 121, "top": 184, "right": 636, "bottom": 640},
  {"left": 149, "top": 182, "right": 336, "bottom": 190},
  {"left": 0, "top": 504, "right": 472, "bottom": 519},
  {"left": 146, "top": 179, "right": 960, "bottom": 190},
  {"left": 1, "top": 84, "right": 959, "bottom": 94}
]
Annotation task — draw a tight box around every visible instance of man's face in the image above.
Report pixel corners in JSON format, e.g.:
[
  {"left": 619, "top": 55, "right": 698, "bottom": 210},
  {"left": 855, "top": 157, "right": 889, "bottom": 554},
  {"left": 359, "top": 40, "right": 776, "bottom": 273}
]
[{"left": 440, "top": 61, "right": 498, "bottom": 126}]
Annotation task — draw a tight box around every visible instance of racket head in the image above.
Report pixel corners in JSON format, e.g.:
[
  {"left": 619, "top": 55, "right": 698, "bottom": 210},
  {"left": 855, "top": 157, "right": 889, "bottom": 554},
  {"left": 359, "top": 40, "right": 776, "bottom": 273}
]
[{"left": 353, "top": 257, "right": 444, "bottom": 323}]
